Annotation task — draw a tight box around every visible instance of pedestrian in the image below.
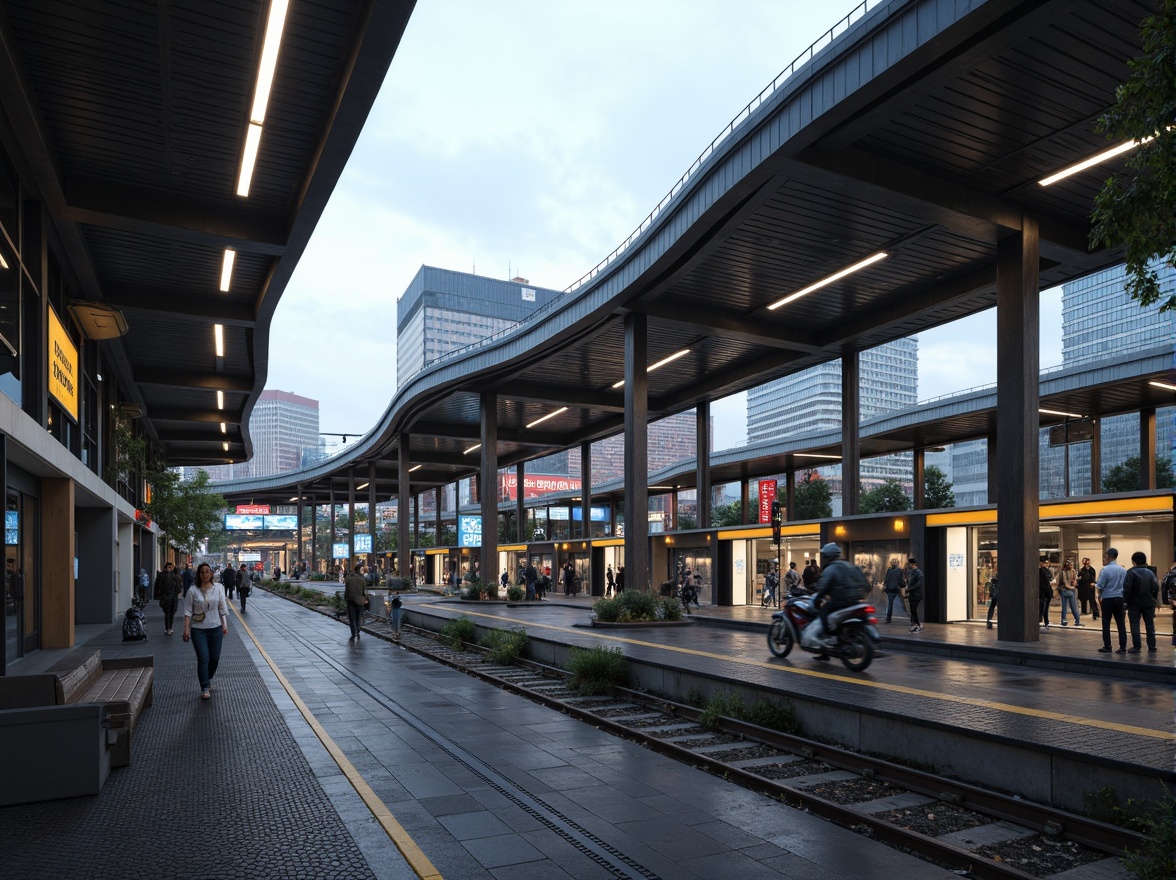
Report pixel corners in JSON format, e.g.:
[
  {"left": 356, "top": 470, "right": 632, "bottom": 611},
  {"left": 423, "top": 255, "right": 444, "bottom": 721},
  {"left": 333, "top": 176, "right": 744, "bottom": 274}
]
[
  {"left": 500, "top": 570, "right": 509, "bottom": 593},
  {"left": 1038, "top": 559, "right": 1054, "bottom": 629},
  {"left": 606, "top": 564, "right": 615, "bottom": 598},
  {"left": 783, "top": 561, "right": 801, "bottom": 596},
  {"left": 1167, "top": 560, "right": 1176, "bottom": 648},
  {"left": 390, "top": 591, "right": 404, "bottom": 638},
  {"left": 563, "top": 561, "right": 575, "bottom": 596},
  {"left": 986, "top": 571, "right": 998, "bottom": 629},
  {"left": 882, "top": 558, "right": 907, "bottom": 624},
  {"left": 536, "top": 570, "right": 549, "bottom": 600},
  {"left": 1077, "top": 557, "right": 1099, "bottom": 619},
  {"left": 182, "top": 563, "right": 228, "bottom": 700},
  {"left": 1096, "top": 548, "right": 1128, "bottom": 654},
  {"left": 801, "top": 559, "right": 820, "bottom": 592},
  {"left": 137, "top": 568, "right": 150, "bottom": 605},
  {"left": 905, "top": 558, "right": 924, "bottom": 633},
  {"left": 181, "top": 562, "right": 194, "bottom": 592},
  {"left": 524, "top": 559, "right": 537, "bottom": 601},
  {"left": 344, "top": 562, "right": 369, "bottom": 641},
  {"left": 615, "top": 566, "right": 625, "bottom": 593},
  {"left": 1122, "top": 551, "right": 1158, "bottom": 654},
  {"left": 237, "top": 563, "right": 251, "bottom": 611},
  {"left": 221, "top": 563, "right": 237, "bottom": 601},
  {"left": 155, "top": 561, "right": 182, "bottom": 634},
  {"left": 762, "top": 563, "right": 780, "bottom": 607},
  {"left": 1057, "top": 560, "right": 1082, "bottom": 626}
]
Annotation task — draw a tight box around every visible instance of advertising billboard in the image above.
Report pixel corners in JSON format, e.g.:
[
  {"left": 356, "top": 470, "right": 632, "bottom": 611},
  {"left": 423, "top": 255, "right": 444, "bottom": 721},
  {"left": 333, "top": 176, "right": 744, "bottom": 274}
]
[
  {"left": 497, "top": 473, "right": 582, "bottom": 501},
  {"left": 224, "top": 514, "right": 264, "bottom": 530},
  {"left": 5, "top": 510, "right": 17, "bottom": 545},
  {"left": 458, "top": 515, "right": 481, "bottom": 547},
  {"left": 354, "top": 534, "right": 372, "bottom": 553},
  {"left": 758, "top": 480, "right": 777, "bottom": 524},
  {"left": 547, "top": 506, "right": 609, "bottom": 521},
  {"left": 263, "top": 514, "right": 298, "bottom": 530},
  {"left": 332, "top": 543, "right": 349, "bottom": 559},
  {"left": 47, "top": 306, "right": 79, "bottom": 422},
  {"left": 236, "top": 504, "right": 270, "bottom": 515}
]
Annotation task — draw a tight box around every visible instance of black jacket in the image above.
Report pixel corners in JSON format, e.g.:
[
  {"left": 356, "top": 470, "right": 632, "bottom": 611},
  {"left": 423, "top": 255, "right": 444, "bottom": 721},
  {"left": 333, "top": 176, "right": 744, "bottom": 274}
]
[
  {"left": 883, "top": 565, "right": 906, "bottom": 593},
  {"left": 906, "top": 566, "right": 925, "bottom": 602},
  {"left": 814, "top": 559, "right": 867, "bottom": 609},
  {"left": 1123, "top": 565, "right": 1159, "bottom": 609}
]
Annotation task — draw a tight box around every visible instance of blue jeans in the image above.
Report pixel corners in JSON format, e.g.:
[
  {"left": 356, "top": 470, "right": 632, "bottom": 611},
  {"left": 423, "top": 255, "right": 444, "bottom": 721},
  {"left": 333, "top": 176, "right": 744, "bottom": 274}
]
[
  {"left": 1059, "top": 589, "right": 1080, "bottom": 624},
  {"left": 190, "top": 626, "right": 223, "bottom": 689},
  {"left": 391, "top": 608, "right": 403, "bottom": 635},
  {"left": 884, "top": 591, "right": 906, "bottom": 622}
]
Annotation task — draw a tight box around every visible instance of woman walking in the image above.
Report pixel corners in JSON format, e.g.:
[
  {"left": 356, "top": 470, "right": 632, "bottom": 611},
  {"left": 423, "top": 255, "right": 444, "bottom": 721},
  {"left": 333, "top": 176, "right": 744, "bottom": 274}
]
[{"left": 182, "top": 563, "right": 228, "bottom": 700}]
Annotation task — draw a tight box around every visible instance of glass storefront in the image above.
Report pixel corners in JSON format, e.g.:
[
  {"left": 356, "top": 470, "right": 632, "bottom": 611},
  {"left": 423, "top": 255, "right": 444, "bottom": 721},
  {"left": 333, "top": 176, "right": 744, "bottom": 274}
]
[
  {"left": 964, "top": 514, "right": 1172, "bottom": 622},
  {"left": 851, "top": 539, "right": 911, "bottom": 615},
  {"left": 731, "top": 534, "right": 820, "bottom": 606}
]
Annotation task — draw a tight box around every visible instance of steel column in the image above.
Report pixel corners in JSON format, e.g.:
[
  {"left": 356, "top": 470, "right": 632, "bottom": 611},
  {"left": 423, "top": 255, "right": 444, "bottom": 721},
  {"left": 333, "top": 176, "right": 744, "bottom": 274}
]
[
  {"left": 479, "top": 392, "right": 499, "bottom": 592},
  {"left": 398, "top": 435, "right": 411, "bottom": 579},
  {"left": 1140, "top": 408, "right": 1156, "bottom": 489},
  {"left": 841, "top": 349, "right": 860, "bottom": 516},
  {"left": 515, "top": 462, "right": 525, "bottom": 542},
  {"left": 623, "top": 312, "right": 649, "bottom": 590},
  {"left": 695, "top": 401, "right": 711, "bottom": 528},
  {"left": 580, "top": 441, "right": 592, "bottom": 539}
]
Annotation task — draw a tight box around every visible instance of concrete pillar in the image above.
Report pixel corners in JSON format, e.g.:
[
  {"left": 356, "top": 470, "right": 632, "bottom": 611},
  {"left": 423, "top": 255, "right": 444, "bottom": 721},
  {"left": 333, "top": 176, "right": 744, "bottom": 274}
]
[
  {"left": 913, "top": 449, "right": 925, "bottom": 509},
  {"left": 76, "top": 507, "right": 116, "bottom": 624},
  {"left": 329, "top": 484, "right": 336, "bottom": 571},
  {"left": 1140, "top": 408, "right": 1156, "bottom": 489},
  {"left": 740, "top": 478, "right": 749, "bottom": 526},
  {"left": 41, "top": 478, "right": 75, "bottom": 648},
  {"left": 786, "top": 470, "right": 796, "bottom": 521},
  {"left": 479, "top": 393, "right": 499, "bottom": 591},
  {"left": 296, "top": 484, "right": 304, "bottom": 566},
  {"left": 623, "top": 312, "right": 650, "bottom": 590},
  {"left": 368, "top": 463, "right": 377, "bottom": 565},
  {"left": 995, "top": 220, "right": 1041, "bottom": 643},
  {"left": 310, "top": 495, "right": 317, "bottom": 572},
  {"left": 580, "top": 441, "right": 592, "bottom": 539},
  {"left": 398, "top": 434, "right": 411, "bottom": 578},
  {"left": 695, "top": 401, "right": 711, "bottom": 528},
  {"left": 841, "top": 350, "right": 860, "bottom": 516},
  {"left": 515, "top": 462, "right": 525, "bottom": 542},
  {"left": 347, "top": 469, "right": 356, "bottom": 566},
  {"left": 986, "top": 423, "right": 999, "bottom": 506}
]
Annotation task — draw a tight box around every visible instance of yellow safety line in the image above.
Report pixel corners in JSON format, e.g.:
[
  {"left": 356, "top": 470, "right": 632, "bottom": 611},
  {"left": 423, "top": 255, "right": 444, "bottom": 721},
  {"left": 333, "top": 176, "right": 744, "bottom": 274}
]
[
  {"left": 232, "top": 604, "right": 444, "bottom": 880},
  {"left": 446, "top": 608, "right": 1172, "bottom": 741}
]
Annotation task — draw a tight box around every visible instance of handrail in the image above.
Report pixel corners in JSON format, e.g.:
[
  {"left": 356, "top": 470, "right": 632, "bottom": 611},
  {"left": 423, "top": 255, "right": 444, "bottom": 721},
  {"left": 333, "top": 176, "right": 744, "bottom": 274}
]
[{"left": 396, "top": 0, "right": 887, "bottom": 390}]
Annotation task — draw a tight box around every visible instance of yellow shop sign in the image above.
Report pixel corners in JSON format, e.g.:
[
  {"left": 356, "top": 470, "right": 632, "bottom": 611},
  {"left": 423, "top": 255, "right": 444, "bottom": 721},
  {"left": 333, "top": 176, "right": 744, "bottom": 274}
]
[{"left": 48, "top": 307, "right": 79, "bottom": 421}]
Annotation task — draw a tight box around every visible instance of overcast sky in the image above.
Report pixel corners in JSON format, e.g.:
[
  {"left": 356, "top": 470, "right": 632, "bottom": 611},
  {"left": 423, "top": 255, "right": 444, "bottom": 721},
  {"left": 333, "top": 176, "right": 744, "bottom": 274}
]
[{"left": 266, "top": 1, "right": 1065, "bottom": 455}]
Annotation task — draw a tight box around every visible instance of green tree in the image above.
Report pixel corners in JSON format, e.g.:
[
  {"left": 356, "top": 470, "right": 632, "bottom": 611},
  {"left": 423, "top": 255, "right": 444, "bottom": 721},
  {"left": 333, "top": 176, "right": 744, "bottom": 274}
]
[
  {"left": 923, "top": 465, "right": 956, "bottom": 509},
  {"left": 147, "top": 469, "right": 227, "bottom": 555},
  {"left": 859, "top": 479, "right": 913, "bottom": 514},
  {"left": 1102, "top": 455, "right": 1175, "bottom": 492},
  {"left": 1089, "top": 0, "right": 1176, "bottom": 310},
  {"left": 677, "top": 515, "right": 698, "bottom": 530},
  {"left": 795, "top": 471, "right": 832, "bottom": 520},
  {"left": 711, "top": 501, "right": 743, "bottom": 527}
]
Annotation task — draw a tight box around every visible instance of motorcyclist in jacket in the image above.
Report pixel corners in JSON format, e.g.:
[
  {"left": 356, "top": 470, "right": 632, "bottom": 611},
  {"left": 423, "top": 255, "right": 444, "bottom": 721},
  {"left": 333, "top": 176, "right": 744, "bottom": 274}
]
[{"left": 808, "top": 543, "right": 867, "bottom": 646}]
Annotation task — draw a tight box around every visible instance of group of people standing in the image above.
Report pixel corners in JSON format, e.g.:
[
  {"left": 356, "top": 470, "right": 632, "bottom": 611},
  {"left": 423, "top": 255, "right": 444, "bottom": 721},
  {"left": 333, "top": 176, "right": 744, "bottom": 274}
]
[{"left": 880, "top": 558, "right": 925, "bottom": 632}]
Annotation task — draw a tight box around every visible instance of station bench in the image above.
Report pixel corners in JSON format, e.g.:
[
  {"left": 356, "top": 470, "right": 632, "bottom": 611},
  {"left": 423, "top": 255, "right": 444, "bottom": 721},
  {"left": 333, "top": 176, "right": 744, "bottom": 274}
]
[{"left": 0, "top": 650, "right": 153, "bottom": 806}]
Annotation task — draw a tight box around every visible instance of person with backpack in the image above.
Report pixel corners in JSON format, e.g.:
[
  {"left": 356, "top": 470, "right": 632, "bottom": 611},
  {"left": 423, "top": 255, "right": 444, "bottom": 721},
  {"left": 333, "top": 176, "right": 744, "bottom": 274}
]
[
  {"left": 802, "top": 543, "right": 868, "bottom": 647},
  {"left": 762, "top": 564, "right": 780, "bottom": 607},
  {"left": 1123, "top": 551, "right": 1159, "bottom": 654}
]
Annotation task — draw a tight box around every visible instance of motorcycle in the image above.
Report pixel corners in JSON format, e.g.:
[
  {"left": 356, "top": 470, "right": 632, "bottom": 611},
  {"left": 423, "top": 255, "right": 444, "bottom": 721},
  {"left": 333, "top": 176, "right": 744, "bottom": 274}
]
[{"left": 767, "top": 594, "right": 880, "bottom": 671}]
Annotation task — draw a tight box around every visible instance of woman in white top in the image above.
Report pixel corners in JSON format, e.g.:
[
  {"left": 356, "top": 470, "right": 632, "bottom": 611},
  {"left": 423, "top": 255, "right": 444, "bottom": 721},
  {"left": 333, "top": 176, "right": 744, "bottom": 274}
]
[{"left": 183, "top": 562, "right": 228, "bottom": 700}]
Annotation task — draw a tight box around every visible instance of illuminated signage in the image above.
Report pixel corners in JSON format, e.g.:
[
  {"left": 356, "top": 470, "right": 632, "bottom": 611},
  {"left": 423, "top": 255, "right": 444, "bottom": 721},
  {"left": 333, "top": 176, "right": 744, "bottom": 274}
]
[
  {"left": 332, "top": 543, "right": 349, "bottom": 559},
  {"left": 47, "top": 307, "right": 79, "bottom": 421},
  {"left": 355, "top": 534, "right": 372, "bottom": 553},
  {"left": 5, "top": 510, "right": 17, "bottom": 545},
  {"left": 263, "top": 515, "right": 297, "bottom": 530},
  {"left": 458, "top": 516, "right": 481, "bottom": 547},
  {"left": 224, "top": 514, "right": 263, "bottom": 530},
  {"left": 236, "top": 504, "right": 270, "bottom": 515},
  {"left": 758, "top": 480, "right": 777, "bottom": 524}
]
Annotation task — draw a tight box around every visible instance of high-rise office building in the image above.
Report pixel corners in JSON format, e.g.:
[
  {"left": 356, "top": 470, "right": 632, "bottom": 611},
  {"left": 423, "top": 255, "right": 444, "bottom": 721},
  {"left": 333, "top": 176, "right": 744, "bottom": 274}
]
[
  {"left": 396, "top": 267, "right": 565, "bottom": 387},
  {"left": 199, "top": 390, "right": 320, "bottom": 482},
  {"left": 746, "top": 340, "right": 919, "bottom": 491}
]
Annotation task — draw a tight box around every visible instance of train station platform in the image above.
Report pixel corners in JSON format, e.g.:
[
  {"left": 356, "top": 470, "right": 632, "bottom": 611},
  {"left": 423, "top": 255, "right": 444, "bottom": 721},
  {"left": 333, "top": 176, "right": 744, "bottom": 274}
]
[{"left": 1, "top": 589, "right": 972, "bottom": 880}]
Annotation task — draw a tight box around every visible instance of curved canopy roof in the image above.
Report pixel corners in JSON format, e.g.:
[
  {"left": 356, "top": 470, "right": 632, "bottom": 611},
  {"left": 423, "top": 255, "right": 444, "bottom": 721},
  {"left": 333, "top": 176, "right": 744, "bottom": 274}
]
[
  {"left": 0, "top": 0, "right": 415, "bottom": 465},
  {"left": 215, "top": 0, "right": 1167, "bottom": 503}
]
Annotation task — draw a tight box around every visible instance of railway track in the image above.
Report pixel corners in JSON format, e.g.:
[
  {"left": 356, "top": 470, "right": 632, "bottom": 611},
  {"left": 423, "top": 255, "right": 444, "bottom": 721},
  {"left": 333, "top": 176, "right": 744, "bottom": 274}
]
[{"left": 381, "top": 621, "right": 1147, "bottom": 880}]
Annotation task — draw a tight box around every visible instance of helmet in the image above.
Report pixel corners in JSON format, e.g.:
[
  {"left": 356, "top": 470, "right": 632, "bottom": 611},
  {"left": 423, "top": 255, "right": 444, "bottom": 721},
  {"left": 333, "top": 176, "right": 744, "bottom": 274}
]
[{"left": 819, "top": 542, "right": 842, "bottom": 561}]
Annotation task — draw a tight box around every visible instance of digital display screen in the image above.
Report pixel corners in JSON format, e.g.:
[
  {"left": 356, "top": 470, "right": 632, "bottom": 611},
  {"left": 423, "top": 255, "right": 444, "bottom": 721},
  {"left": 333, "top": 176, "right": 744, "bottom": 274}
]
[
  {"left": 263, "top": 515, "right": 298, "bottom": 530},
  {"left": 224, "top": 514, "right": 263, "bottom": 530}
]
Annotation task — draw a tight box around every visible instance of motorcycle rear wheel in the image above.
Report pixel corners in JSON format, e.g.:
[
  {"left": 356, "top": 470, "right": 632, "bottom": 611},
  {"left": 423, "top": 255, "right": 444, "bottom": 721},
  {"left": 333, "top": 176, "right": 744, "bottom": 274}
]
[
  {"left": 767, "top": 619, "right": 793, "bottom": 657},
  {"left": 839, "top": 627, "right": 874, "bottom": 671}
]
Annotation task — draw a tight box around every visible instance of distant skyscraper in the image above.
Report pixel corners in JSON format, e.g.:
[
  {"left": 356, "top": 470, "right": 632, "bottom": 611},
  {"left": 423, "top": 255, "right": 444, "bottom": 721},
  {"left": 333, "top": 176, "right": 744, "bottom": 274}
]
[
  {"left": 396, "top": 267, "right": 564, "bottom": 387},
  {"left": 746, "top": 339, "right": 919, "bottom": 490},
  {"left": 590, "top": 412, "right": 706, "bottom": 485},
  {"left": 200, "top": 390, "right": 320, "bottom": 482}
]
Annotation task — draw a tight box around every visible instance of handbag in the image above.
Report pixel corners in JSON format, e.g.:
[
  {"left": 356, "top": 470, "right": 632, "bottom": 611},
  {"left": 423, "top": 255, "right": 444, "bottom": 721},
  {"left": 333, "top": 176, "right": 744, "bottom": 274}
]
[{"left": 190, "top": 589, "right": 207, "bottom": 623}]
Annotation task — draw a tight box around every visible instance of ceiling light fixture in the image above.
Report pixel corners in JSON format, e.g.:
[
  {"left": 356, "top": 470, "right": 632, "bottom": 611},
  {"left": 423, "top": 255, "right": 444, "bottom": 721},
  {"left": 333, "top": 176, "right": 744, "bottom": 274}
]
[
  {"left": 409, "top": 465, "right": 422, "bottom": 473},
  {"left": 216, "top": 390, "right": 225, "bottom": 410},
  {"left": 768, "top": 252, "right": 888, "bottom": 310},
  {"left": 214, "top": 324, "right": 224, "bottom": 358},
  {"left": 0, "top": 253, "right": 8, "bottom": 269},
  {"left": 612, "top": 348, "right": 691, "bottom": 388},
  {"left": 1039, "top": 408, "right": 1084, "bottom": 419},
  {"left": 795, "top": 453, "right": 842, "bottom": 460},
  {"left": 220, "top": 249, "right": 236, "bottom": 291},
  {"left": 236, "top": 123, "right": 263, "bottom": 197},
  {"left": 526, "top": 406, "right": 568, "bottom": 429},
  {"left": 464, "top": 444, "right": 481, "bottom": 455},
  {"left": 220, "top": 422, "right": 227, "bottom": 434},
  {"left": 1038, "top": 137, "right": 1151, "bottom": 187},
  {"left": 250, "top": 0, "right": 290, "bottom": 125},
  {"left": 1148, "top": 380, "right": 1176, "bottom": 392},
  {"left": 288, "top": 497, "right": 298, "bottom": 502},
  {"left": 355, "top": 482, "right": 369, "bottom": 491},
  {"left": 222, "top": 441, "right": 230, "bottom": 451}
]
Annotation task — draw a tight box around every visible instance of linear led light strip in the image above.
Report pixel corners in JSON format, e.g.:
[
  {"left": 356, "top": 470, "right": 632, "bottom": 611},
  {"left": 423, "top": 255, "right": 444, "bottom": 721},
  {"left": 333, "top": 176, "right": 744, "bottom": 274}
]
[
  {"left": 236, "top": 0, "right": 290, "bottom": 197},
  {"left": 1037, "top": 136, "right": 1153, "bottom": 187},
  {"left": 612, "top": 349, "right": 690, "bottom": 389},
  {"left": 1039, "top": 408, "right": 1084, "bottom": 419},
  {"left": 1149, "top": 380, "right": 1176, "bottom": 392},
  {"left": 768, "top": 252, "right": 888, "bottom": 311},
  {"left": 526, "top": 406, "right": 567, "bottom": 429}
]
